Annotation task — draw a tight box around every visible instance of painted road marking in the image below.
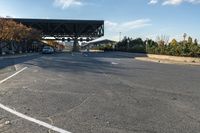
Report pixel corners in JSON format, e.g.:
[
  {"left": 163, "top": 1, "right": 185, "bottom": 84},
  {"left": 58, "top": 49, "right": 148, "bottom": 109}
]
[
  {"left": 111, "top": 62, "right": 118, "bottom": 65},
  {"left": 0, "top": 103, "right": 71, "bottom": 133},
  {"left": 83, "top": 54, "right": 88, "bottom": 57},
  {"left": 0, "top": 67, "right": 71, "bottom": 133},
  {"left": 0, "top": 67, "right": 27, "bottom": 84}
]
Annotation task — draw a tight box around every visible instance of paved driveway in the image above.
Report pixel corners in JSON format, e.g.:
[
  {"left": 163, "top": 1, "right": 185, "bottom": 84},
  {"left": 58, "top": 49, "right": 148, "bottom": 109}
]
[{"left": 0, "top": 52, "right": 200, "bottom": 133}]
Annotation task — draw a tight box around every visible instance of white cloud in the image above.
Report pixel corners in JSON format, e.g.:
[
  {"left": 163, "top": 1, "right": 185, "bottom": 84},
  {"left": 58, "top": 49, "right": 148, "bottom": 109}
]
[
  {"left": 105, "top": 21, "right": 118, "bottom": 27},
  {"left": 54, "top": 0, "right": 83, "bottom": 9},
  {"left": 148, "top": 0, "right": 158, "bottom": 4},
  {"left": 104, "top": 19, "right": 151, "bottom": 41},
  {"left": 148, "top": 0, "right": 200, "bottom": 5},
  {"left": 162, "top": 0, "right": 183, "bottom": 5},
  {"left": 105, "top": 19, "right": 151, "bottom": 32}
]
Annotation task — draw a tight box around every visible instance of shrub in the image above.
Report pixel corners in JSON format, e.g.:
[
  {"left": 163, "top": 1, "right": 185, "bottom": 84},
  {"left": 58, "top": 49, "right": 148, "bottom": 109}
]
[{"left": 116, "top": 37, "right": 200, "bottom": 57}]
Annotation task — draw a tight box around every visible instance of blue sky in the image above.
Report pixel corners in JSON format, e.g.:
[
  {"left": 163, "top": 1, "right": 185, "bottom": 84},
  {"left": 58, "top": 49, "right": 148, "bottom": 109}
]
[{"left": 0, "top": 0, "right": 200, "bottom": 41}]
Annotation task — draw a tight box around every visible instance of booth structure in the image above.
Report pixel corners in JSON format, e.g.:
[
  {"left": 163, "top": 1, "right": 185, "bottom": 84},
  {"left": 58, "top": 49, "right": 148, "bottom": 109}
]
[{"left": 12, "top": 18, "right": 104, "bottom": 51}]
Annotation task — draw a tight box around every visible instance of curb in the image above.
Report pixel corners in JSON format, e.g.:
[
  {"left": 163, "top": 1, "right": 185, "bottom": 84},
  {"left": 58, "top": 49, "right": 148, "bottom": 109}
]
[
  {"left": 135, "top": 57, "right": 200, "bottom": 66},
  {"left": 147, "top": 54, "right": 200, "bottom": 63},
  {"left": 131, "top": 53, "right": 200, "bottom": 65}
]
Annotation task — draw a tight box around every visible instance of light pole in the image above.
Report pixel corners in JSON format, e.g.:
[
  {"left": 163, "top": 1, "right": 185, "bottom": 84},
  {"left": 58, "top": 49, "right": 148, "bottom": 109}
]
[
  {"left": 127, "top": 38, "right": 130, "bottom": 52},
  {"left": 146, "top": 39, "right": 148, "bottom": 53}
]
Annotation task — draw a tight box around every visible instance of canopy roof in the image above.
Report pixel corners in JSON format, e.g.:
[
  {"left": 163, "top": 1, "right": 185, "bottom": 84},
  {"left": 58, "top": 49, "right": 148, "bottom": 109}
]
[{"left": 12, "top": 18, "right": 104, "bottom": 40}]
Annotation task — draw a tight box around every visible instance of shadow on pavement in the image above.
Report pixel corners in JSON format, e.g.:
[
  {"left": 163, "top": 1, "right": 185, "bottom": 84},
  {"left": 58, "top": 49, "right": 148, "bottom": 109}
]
[
  {"left": 81, "top": 51, "right": 148, "bottom": 59},
  {"left": 0, "top": 51, "right": 149, "bottom": 76},
  {"left": 0, "top": 54, "right": 42, "bottom": 71},
  {"left": 22, "top": 52, "right": 149, "bottom": 76}
]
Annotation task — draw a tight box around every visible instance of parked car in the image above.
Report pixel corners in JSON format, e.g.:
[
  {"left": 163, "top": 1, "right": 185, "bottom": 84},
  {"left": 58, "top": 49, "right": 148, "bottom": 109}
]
[{"left": 42, "top": 46, "right": 54, "bottom": 54}]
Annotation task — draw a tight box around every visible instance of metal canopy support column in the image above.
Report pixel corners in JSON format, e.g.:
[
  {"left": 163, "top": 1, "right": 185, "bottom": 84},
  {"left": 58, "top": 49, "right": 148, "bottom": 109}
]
[
  {"left": 73, "top": 37, "right": 79, "bottom": 52},
  {"left": 72, "top": 24, "right": 79, "bottom": 52},
  {"left": 72, "top": 24, "right": 80, "bottom": 52}
]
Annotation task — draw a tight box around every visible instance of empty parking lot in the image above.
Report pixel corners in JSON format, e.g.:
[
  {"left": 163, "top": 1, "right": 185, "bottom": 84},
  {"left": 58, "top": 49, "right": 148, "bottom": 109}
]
[{"left": 0, "top": 52, "right": 200, "bottom": 133}]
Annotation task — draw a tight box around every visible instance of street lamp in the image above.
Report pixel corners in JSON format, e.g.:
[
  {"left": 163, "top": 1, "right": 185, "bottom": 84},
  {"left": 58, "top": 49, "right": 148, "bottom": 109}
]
[
  {"left": 127, "top": 38, "right": 130, "bottom": 52},
  {"left": 146, "top": 39, "right": 149, "bottom": 53}
]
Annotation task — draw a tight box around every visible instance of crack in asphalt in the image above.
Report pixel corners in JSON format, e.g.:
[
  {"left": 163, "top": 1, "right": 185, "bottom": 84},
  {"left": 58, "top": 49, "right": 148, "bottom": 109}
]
[
  {"left": 67, "top": 96, "right": 91, "bottom": 114},
  {"left": 49, "top": 96, "right": 92, "bottom": 120},
  {"left": 185, "top": 113, "right": 200, "bottom": 124},
  {"left": 47, "top": 117, "right": 54, "bottom": 133}
]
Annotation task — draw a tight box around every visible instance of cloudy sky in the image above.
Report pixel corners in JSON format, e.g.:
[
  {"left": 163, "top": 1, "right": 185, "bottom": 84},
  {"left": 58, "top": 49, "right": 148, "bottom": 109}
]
[{"left": 0, "top": 0, "right": 200, "bottom": 41}]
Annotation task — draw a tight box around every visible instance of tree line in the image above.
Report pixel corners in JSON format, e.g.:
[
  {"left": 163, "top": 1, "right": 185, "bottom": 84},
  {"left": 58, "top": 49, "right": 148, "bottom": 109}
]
[
  {"left": 114, "top": 34, "right": 200, "bottom": 57},
  {"left": 146, "top": 36, "right": 200, "bottom": 57}
]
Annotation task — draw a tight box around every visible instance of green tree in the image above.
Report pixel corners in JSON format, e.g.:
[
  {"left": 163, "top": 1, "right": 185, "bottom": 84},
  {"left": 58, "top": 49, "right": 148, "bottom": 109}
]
[
  {"left": 194, "top": 39, "right": 198, "bottom": 45},
  {"left": 170, "top": 39, "right": 178, "bottom": 46},
  {"left": 188, "top": 36, "right": 193, "bottom": 44}
]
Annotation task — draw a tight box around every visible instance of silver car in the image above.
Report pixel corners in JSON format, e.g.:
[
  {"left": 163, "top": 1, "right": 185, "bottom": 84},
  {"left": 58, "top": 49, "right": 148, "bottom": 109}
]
[{"left": 42, "top": 46, "right": 54, "bottom": 54}]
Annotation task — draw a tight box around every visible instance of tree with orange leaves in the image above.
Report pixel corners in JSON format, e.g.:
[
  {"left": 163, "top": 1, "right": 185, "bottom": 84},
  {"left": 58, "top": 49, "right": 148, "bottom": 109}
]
[{"left": 0, "top": 18, "right": 41, "bottom": 53}]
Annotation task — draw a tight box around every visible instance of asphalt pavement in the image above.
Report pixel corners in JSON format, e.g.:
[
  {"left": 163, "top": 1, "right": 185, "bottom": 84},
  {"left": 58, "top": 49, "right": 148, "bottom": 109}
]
[{"left": 0, "top": 52, "right": 200, "bottom": 133}]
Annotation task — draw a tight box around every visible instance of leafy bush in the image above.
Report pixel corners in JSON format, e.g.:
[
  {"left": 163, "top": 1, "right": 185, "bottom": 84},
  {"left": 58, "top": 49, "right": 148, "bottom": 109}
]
[
  {"left": 146, "top": 41, "right": 200, "bottom": 57},
  {"left": 116, "top": 37, "right": 146, "bottom": 53}
]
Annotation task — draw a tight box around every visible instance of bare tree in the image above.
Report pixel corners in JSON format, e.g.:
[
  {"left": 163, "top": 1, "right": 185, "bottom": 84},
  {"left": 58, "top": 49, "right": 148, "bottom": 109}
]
[{"left": 156, "top": 35, "right": 169, "bottom": 45}]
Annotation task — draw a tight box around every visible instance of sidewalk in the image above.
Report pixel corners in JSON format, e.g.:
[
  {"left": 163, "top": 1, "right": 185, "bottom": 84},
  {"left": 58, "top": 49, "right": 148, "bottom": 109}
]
[{"left": 134, "top": 54, "right": 200, "bottom": 66}]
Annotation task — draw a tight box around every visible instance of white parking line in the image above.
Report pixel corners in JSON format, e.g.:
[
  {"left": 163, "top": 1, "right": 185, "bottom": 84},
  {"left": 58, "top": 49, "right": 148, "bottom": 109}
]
[
  {"left": 0, "top": 67, "right": 71, "bottom": 133},
  {"left": 0, "top": 103, "right": 71, "bottom": 133},
  {"left": 111, "top": 62, "right": 118, "bottom": 65},
  {"left": 0, "top": 67, "right": 27, "bottom": 84}
]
